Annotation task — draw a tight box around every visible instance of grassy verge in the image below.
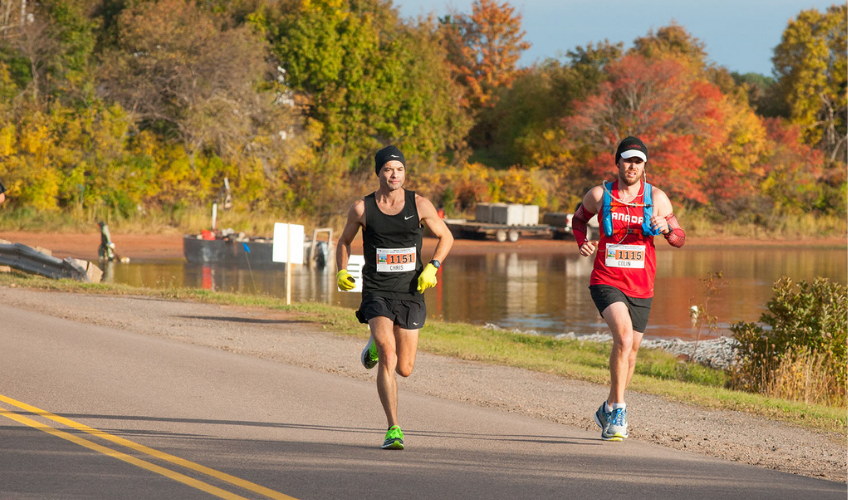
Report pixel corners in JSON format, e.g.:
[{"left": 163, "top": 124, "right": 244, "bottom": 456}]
[{"left": 2, "top": 271, "right": 845, "bottom": 435}]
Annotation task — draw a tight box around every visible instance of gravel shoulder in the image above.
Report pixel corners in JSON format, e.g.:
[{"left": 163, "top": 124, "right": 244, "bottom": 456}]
[{"left": 4, "top": 287, "right": 844, "bottom": 483}]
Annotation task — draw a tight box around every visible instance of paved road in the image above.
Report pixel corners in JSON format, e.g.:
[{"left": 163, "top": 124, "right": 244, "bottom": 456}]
[{"left": 0, "top": 302, "right": 843, "bottom": 500}]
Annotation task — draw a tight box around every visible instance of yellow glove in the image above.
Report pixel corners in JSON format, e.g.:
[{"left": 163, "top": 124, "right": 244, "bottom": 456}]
[
  {"left": 417, "top": 263, "right": 438, "bottom": 293},
  {"left": 337, "top": 269, "right": 356, "bottom": 291}
]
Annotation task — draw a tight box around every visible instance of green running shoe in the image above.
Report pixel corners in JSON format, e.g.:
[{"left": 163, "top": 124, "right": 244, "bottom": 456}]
[
  {"left": 361, "top": 335, "right": 378, "bottom": 369},
  {"left": 381, "top": 425, "right": 404, "bottom": 450}
]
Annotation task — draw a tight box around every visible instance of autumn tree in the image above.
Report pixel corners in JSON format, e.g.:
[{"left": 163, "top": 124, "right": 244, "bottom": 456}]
[
  {"left": 757, "top": 118, "right": 835, "bottom": 215},
  {"left": 564, "top": 54, "right": 728, "bottom": 204},
  {"left": 441, "top": 0, "right": 530, "bottom": 111},
  {"left": 631, "top": 22, "right": 707, "bottom": 67},
  {"left": 98, "top": 0, "right": 289, "bottom": 167},
  {"left": 772, "top": 5, "right": 847, "bottom": 162},
  {"left": 477, "top": 41, "right": 622, "bottom": 173}
]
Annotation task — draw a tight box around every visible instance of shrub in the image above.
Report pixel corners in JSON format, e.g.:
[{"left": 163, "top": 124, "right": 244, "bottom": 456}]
[{"left": 728, "top": 277, "right": 847, "bottom": 406}]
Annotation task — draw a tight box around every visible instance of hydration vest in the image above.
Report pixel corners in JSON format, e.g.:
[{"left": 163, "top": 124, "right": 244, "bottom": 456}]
[{"left": 602, "top": 181, "right": 662, "bottom": 238}]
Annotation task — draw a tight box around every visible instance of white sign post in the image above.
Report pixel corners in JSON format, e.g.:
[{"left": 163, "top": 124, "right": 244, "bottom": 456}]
[{"left": 273, "top": 223, "right": 305, "bottom": 305}]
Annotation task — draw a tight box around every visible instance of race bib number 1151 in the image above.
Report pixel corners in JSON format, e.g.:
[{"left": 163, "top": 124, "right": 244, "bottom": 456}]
[{"left": 377, "top": 247, "right": 417, "bottom": 272}]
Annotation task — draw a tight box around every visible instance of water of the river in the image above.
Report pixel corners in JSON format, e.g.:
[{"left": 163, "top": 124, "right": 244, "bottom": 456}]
[{"left": 102, "top": 246, "right": 846, "bottom": 340}]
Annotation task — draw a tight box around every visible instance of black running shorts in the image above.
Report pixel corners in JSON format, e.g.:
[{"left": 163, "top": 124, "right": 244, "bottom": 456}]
[
  {"left": 356, "top": 296, "right": 427, "bottom": 330},
  {"left": 589, "top": 285, "right": 652, "bottom": 333}
]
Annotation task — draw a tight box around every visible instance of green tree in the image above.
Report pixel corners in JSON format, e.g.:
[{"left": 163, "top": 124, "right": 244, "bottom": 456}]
[
  {"left": 480, "top": 60, "right": 570, "bottom": 168},
  {"left": 41, "top": 0, "right": 99, "bottom": 103},
  {"left": 474, "top": 41, "right": 622, "bottom": 173},
  {"left": 731, "top": 72, "right": 789, "bottom": 118},
  {"left": 98, "top": 0, "right": 281, "bottom": 165},
  {"left": 0, "top": 0, "right": 99, "bottom": 105},
  {"left": 772, "top": 5, "right": 847, "bottom": 161},
  {"left": 271, "top": 0, "right": 468, "bottom": 166}
]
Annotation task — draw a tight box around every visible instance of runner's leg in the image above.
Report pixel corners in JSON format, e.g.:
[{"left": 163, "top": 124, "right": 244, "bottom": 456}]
[
  {"left": 624, "top": 329, "right": 644, "bottom": 389},
  {"left": 370, "top": 316, "right": 400, "bottom": 427},
  {"left": 394, "top": 326, "right": 419, "bottom": 377},
  {"left": 602, "top": 302, "right": 634, "bottom": 404}
]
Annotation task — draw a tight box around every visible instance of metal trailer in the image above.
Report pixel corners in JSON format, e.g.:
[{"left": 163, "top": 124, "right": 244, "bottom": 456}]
[
  {"left": 444, "top": 219, "right": 552, "bottom": 243},
  {"left": 542, "top": 212, "right": 601, "bottom": 241}
]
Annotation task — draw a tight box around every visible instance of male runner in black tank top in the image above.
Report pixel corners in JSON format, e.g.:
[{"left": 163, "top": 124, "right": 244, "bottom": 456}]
[{"left": 336, "top": 145, "right": 454, "bottom": 450}]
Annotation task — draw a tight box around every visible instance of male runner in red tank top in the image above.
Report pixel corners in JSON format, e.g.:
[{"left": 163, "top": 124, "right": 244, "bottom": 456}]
[{"left": 571, "top": 136, "right": 686, "bottom": 441}]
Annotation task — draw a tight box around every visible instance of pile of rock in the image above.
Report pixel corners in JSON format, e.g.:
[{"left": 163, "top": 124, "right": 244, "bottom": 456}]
[{"left": 484, "top": 323, "right": 739, "bottom": 369}]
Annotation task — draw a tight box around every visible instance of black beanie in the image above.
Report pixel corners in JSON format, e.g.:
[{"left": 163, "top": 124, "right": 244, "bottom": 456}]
[{"left": 375, "top": 145, "right": 405, "bottom": 175}]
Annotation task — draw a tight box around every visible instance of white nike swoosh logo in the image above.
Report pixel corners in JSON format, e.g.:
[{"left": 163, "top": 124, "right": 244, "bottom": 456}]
[
  {"left": 390, "top": 155, "right": 399, "bottom": 158},
  {"left": 405, "top": 215, "right": 414, "bottom": 220},
  {"left": 412, "top": 322, "right": 419, "bottom": 326}
]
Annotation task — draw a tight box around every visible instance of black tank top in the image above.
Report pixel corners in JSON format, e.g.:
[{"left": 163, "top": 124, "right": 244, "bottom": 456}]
[{"left": 362, "top": 189, "right": 423, "bottom": 301}]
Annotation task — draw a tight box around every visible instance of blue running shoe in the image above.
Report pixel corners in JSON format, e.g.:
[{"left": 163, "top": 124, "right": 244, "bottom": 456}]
[
  {"left": 593, "top": 402, "right": 613, "bottom": 440},
  {"left": 606, "top": 407, "right": 628, "bottom": 440},
  {"left": 594, "top": 402, "right": 627, "bottom": 441}
]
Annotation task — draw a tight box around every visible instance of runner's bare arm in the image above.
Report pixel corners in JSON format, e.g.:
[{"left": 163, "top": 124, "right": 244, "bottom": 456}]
[
  {"left": 416, "top": 195, "right": 453, "bottom": 264},
  {"left": 336, "top": 200, "right": 366, "bottom": 270},
  {"left": 650, "top": 188, "right": 685, "bottom": 247},
  {"left": 575, "top": 186, "right": 604, "bottom": 256}
]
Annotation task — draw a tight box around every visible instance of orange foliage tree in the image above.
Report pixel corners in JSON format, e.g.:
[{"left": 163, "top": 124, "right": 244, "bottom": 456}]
[
  {"left": 758, "top": 118, "right": 840, "bottom": 216},
  {"left": 564, "top": 54, "right": 730, "bottom": 205},
  {"left": 441, "top": 0, "right": 530, "bottom": 111}
]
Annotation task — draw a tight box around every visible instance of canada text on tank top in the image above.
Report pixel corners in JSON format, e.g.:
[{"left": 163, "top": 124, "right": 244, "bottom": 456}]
[
  {"left": 590, "top": 180, "right": 657, "bottom": 299},
  {"left": 362, "top": 190, "right": 424, "bottom": 300}
]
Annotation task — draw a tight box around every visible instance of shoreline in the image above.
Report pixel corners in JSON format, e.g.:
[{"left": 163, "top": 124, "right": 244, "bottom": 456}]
[{"left": 0, "top": 231, "right": 844, "bottom": 261}]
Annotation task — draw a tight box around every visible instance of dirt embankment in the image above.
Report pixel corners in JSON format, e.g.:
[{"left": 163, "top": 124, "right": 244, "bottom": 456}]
[{"left": 1, "top": 231, "right": 844, "bottom": 262}]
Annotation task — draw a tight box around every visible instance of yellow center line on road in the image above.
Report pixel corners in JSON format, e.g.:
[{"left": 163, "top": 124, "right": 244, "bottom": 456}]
[
  {"left": 0, "top": 405, "right": 254, "bottom": 500},
  {"left": 0, "top": 394, "right": 298, "bottom": 500}
]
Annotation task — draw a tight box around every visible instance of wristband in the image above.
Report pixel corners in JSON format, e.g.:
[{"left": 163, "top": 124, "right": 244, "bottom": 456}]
[
  {"left": 572, "top": 205, "right": 594, "bottom": 247},
  {"left": 664, "top": 214, "right": 685, "bottom": 248}
]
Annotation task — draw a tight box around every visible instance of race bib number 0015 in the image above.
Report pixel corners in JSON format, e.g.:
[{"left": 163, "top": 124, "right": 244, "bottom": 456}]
[
  {"left": 377, "top": 247, "right": 417, "bottom": 272},
  {"left": 605, "top": 244, "right": 646, "bottom": 269}
]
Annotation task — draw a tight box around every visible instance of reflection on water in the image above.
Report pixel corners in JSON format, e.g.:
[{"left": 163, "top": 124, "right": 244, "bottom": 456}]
[{"left": 103, "top": 246, "right": 847, "bottom": 340}]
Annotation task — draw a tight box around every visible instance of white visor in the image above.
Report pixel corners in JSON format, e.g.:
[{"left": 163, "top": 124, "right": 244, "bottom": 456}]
[{"left": 620, "top": 150, "right": 646, "bottom": 162}]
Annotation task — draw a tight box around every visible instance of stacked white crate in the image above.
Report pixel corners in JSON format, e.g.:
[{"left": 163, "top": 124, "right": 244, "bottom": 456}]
[
  {"left": 522, "top": 205, "right": 539, "bottom": 225},
  {"left": 475, "top": 203, "right": 493, "bottom": 223},
  {"left": 475, "top": 203, "right": 541, "bottom": 225},
  {"left": 491, "top": 204, "right": 524, "bottom": 225}
]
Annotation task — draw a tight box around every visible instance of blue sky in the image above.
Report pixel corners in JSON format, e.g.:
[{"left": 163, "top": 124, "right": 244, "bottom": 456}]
[{"left": 392, "top": 0, "right": 838, "bottom": 76}]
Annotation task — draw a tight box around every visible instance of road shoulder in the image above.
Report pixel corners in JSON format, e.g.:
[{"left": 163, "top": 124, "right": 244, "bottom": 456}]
[{"left": 1, "top": 287, "right": 844, "bottom": 483}]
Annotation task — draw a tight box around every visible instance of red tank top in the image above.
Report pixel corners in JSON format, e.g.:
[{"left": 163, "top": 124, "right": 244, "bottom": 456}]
[{"left": 589, "top": 180, "right": 657, "bottom": 298}]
